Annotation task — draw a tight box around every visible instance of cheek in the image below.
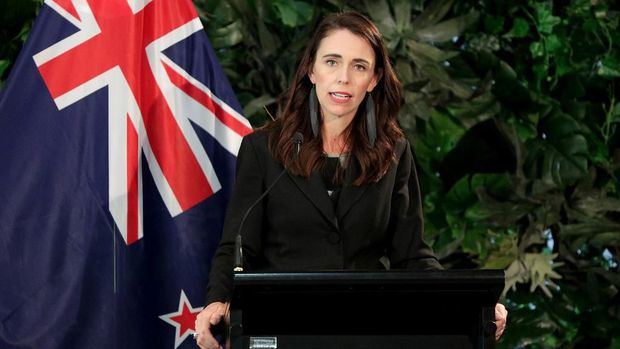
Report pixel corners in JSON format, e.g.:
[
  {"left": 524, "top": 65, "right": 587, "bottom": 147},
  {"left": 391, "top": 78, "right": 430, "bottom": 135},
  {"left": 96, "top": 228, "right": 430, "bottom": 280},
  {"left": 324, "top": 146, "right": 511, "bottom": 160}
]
[
  {"left": 356, "top": 80, "right": 373, "bottom": 95},
  {"left": 364, "top": 76, "right": 378, "bottom": 91}
]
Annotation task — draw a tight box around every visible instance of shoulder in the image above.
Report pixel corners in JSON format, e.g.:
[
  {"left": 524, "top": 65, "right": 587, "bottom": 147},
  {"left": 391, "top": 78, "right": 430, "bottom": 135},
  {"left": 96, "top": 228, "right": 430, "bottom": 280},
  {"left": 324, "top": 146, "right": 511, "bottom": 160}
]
[
  {"left": 239, "top": 129, "right": 269, "bottom": 155},
  {"left": 242, "top": 129, "right": 268, "bottom": 145},
  {"left": 394, "top": 136, "right": 411, "bottom": 160}
]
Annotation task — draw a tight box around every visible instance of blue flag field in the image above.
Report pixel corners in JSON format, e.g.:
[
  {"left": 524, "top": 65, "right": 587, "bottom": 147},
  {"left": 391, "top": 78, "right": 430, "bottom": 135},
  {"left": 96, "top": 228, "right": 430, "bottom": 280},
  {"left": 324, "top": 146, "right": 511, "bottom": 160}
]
[{"left": 0, "top": 0, "right": 252, "bottom": 348}]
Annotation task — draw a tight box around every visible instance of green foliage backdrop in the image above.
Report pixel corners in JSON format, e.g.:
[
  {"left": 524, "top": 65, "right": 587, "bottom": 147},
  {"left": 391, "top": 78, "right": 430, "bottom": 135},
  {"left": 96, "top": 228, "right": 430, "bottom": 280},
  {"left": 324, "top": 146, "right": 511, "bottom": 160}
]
[{"left": 1, "top": 1, "right": 619, "bottom": 348}]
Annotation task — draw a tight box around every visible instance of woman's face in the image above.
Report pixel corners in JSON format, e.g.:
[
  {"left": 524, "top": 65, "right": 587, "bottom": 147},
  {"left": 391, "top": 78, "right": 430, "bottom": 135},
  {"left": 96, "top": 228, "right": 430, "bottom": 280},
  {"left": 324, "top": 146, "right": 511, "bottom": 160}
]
[{"left": 309, "top": 29, "right": 378, "bottom": 124}]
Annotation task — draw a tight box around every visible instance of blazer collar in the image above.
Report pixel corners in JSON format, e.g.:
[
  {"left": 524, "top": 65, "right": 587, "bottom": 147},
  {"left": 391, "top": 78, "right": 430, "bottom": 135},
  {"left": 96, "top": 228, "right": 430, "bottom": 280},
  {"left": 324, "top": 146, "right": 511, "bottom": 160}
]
[
  {"left": 288, "top": 156, "right": 370, "bottom": 229},
  {"left": 289, "top": 171, "right": 339, "bottom": 230},
  {"left": 337, "top": 156, "right": 369, "bottom": 218}
]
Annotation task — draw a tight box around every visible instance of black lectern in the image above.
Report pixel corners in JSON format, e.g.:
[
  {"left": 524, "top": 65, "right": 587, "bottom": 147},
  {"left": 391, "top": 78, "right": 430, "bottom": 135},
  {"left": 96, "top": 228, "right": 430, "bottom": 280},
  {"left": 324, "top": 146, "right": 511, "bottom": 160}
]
[{"left": 228, "top": 270, "right": 504, "bottom": 349}]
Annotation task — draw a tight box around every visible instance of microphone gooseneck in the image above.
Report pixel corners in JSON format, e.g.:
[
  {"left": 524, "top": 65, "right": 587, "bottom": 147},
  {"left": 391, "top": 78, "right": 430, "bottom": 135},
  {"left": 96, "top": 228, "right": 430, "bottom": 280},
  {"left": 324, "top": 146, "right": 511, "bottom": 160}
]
[{"left": 233, "top": 132, "right": 304, "bottom": 272}]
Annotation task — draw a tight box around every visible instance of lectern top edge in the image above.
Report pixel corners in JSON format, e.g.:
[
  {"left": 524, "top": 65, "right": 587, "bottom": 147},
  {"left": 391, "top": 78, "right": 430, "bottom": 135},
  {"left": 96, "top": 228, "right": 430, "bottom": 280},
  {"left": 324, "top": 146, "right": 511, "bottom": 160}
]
[{"left": 234, "top": 269, "right": 505, "bottom": 286}]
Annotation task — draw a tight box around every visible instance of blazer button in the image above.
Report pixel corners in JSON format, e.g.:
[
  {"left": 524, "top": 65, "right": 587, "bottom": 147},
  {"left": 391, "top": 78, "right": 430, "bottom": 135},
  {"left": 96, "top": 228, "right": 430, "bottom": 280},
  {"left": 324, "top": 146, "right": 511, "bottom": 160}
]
[{"left": 327, "top": 232, "right": 341, "bottom": 244}]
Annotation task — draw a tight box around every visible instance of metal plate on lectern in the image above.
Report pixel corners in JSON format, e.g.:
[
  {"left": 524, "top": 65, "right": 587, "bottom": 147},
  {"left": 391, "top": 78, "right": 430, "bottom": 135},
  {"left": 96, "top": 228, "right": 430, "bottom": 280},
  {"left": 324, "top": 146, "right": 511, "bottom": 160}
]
[{"left": 248, "top": 337, "right": 277, "bottom": 349}]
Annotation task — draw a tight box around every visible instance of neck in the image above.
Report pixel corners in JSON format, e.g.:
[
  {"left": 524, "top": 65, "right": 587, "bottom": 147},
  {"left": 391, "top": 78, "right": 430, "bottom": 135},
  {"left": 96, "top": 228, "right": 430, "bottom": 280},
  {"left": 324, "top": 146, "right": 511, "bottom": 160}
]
[{"left": 321, "top": 114, "right": 353, "bottom": 154}]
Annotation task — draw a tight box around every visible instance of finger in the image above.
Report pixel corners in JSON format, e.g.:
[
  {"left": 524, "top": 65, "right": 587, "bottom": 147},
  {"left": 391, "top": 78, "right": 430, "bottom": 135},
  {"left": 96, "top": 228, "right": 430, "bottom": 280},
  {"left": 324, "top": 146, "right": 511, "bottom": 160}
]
[
  {"left": 495, "top": 303, "right": 506, "bottom": 317},
  {"left": 495, "top": 328, "right": 505, "bottom": 341},
  {"left": 193, "top": 334, "right": 202, "bottom": 349},
  {"left": 195, "top": 331, "right": 221, "bottom": 349},
  {"left": 209, "top": 309, "right": 225, "bottom": 325},
  {"left": 494, "top": 321, "right": 506, "bottom": 340},
  {"left": 194, "top": 334, "right": 205, "bottom": 349}
]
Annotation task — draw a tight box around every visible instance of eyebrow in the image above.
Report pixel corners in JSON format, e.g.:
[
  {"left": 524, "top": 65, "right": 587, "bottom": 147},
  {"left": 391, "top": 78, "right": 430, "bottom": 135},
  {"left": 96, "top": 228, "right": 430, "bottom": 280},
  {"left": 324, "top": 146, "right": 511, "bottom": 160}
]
[{"left": 321, "top": 53, "right": 372, "bottom": 65}]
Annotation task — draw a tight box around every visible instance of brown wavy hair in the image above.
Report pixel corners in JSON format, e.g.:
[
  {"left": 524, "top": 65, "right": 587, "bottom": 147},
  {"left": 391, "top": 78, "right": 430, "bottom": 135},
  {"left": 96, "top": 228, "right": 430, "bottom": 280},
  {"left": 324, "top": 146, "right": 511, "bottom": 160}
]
[{"left": 265, "top": 11, "right": 404, "bottom": 186}]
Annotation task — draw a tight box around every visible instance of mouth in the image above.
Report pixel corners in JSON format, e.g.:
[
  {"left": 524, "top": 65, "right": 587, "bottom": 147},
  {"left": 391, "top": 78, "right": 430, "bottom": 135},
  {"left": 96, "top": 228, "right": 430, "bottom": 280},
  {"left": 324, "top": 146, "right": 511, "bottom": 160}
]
[{"left": 329, "top": 92, "right": 352, "bottom": 100}]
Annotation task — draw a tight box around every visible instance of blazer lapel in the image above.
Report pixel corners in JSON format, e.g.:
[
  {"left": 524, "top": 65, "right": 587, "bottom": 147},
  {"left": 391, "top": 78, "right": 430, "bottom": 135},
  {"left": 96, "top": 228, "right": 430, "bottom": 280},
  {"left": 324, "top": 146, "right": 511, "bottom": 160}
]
[
  {"left": 289, "top": 172, "right": 339, "bottom": 230},
  {"left": 337, "top": 157, "right": 370, "bottom": 219}
]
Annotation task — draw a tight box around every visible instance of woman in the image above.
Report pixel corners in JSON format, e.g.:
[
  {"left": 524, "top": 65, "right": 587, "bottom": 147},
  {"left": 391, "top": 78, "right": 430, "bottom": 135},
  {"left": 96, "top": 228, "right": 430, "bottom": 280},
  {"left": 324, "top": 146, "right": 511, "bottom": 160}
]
[{"left": 195, "top": 11, "right": 506, "bottom": 349}]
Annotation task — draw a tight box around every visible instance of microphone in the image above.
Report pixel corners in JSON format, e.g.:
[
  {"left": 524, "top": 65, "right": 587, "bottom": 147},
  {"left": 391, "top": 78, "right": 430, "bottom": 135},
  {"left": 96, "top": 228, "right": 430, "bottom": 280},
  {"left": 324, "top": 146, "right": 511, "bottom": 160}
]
[{"left": 233, "top": 132, "right": 304, "bottom": 272}]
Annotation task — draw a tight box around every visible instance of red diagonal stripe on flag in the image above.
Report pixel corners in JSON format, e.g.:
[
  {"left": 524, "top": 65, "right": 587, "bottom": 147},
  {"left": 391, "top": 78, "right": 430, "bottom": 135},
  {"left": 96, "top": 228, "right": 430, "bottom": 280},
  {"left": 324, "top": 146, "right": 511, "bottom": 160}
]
[
  {"left": 54, "top": 0, "right": 80, "bottom": 20},
  {"left": 163, "top": 62, "right": 253, "bottom": 137},
  {"left": 127, "top": 115, "right": 139, "bottom": 244},
  {"left": 38, "top": 0, "right": 215, "bottom": 213}
]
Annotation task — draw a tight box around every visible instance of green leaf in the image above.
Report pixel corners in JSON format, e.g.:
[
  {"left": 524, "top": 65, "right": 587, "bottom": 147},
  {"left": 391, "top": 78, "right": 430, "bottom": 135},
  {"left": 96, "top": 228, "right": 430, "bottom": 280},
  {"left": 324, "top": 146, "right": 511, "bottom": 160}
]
[
  {"left": 394, "top": 58, "right": 415, "bottom": 84},
  {"left": 484, "top": 234, "right": 519, "bottom": 269},
  {"left": 594, "top": 269, "right": 620, "bottom": 288},
  {"left": 492, "top": 61, "right": 534, "bottom": 109},
  {"left": 470, "top": 173, "right": 512, "bottom": 197},
  {"left": 567, "top": 0, "right": 592, "bottom": 16},
  {"left": 596, "top": 56, "right": 620, "bottom": 78},
  {"left": 483, "top": 15, "right": 504, "bottom": 34},
  {"left": 445, "top": 212, "right": 464, "bottom": 239},
  {"left": 612, "top": 102, "right": 620, "bottom": 119},
  {"left": 393, "top": 0, "right": 412, "bottom": 33},
  {"left": 524, "top": 253, "right": 563, "bottom": 298},
  {"left": 17, "top": 20, "right": 32, "bottom": 43},
  {"left": 364, "top": 0, "right": 396, "bottom": 37},
  {"left": 534, "top": 3, "right": 562, "bottom": 34},
  {"left": 444, "top": 91, "right": 500, "bottom": 128},
  {"left": 464, "top": 200, "right": 534, "bottom": 226},
  {"left": 413, "top": 110, "right": 466, "bottom": 173},
  {"left": 412, "top": 59, "right": 474, "bottom": 99},
  {"left": 507, "top": 17, "right": 530, "bottom": 38},
  {"left": 589, "top": 232, "right": 620, "bottom": 247},
  {"left": 463, "top": 203, "right": 494, "bottom": 221},
  {"left": 530, "top": 41, "right": 545, "bottom": 57},
  {"left": 415, "top": 11, "right": 479, "bottom": 43},
  {"left": 461, "top": 226, "right": 489, "bottom": 257},
  {"left": 509, "top": 116, "right": 537, "bottom": 142},
  {"left": 411, "top": 0, "right": 454, "bottom": 29},
  {"left": 0, "top": 60, "right": 10, "bottom": 78},
  {"left": 272, "top": 0, "right": 313, "bottom": 27},
  {"left": 532, "top": 62, "right": 548, "bottom": 88},
  {"left": 406, "top": 40, "right": 459, "bottom": 62},
  {"left": 256, "top": 20, "right": 280, "bottom": 55},
  {"left": 444, "top": 176, "right": 477, "bottom": 212},
  {"left": 528, "top": 111, "right": 589, "bottom": 186},
  {"left": 242, "top": 94, "right": 276, "bottom": 117},
  {"left": 545, "top": 34, "right": 562, "bottom": 53},
  {"left": 555, "top": 50, "right": 573, "bottom": 76},
  {"left": 211, "top": 20, "right": 244, "bottom": 48},
  {"left": 503, "top": 258, "right": 530, "bottom": 296},
  {"left": 561, "top": 221, "right": 620, "bottom": 235}
]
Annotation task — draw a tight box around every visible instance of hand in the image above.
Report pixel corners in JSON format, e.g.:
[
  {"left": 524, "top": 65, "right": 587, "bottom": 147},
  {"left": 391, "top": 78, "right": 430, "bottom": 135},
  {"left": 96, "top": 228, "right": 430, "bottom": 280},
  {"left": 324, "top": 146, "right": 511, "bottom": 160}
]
[
  {"left": 494, "top": 303, "right": 508, "bottom": 340},
  {"left": 194, "top": 301, "right": 229, "bottom": 349}
]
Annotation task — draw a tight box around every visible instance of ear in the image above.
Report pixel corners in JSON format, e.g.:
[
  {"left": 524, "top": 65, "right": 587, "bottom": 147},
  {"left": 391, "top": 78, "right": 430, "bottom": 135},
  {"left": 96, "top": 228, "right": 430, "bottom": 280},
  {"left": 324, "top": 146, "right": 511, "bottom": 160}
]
[
  {"left": 308, "top": 71, "right": 315, "bottom": 84},
  {"left": 367, "top": 74, "right": 379, "bottom": 92},
  {"left": 367, "top": 68, "right": 382, "bottom": 92}
]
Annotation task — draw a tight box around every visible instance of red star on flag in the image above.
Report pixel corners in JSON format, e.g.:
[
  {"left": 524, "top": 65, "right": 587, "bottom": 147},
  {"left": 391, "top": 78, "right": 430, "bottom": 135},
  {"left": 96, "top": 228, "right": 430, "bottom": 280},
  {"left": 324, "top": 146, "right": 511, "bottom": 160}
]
[{"left": 159, "top": 290, "right": 203, "bottom": 348}]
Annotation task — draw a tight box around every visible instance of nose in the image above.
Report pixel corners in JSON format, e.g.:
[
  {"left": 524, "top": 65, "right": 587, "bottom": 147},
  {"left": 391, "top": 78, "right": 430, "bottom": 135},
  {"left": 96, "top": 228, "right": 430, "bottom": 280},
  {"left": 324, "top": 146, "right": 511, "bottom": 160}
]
[{"left": 337, "top": 67, "right": 349, "bottom": 84}]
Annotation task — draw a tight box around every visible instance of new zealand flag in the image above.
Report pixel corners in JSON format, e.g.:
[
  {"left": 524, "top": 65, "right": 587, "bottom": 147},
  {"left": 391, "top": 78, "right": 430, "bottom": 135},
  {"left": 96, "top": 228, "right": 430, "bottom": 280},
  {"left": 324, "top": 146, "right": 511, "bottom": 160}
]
[{"left": 0, "top": 0, "right": 252, "bottom": 348}]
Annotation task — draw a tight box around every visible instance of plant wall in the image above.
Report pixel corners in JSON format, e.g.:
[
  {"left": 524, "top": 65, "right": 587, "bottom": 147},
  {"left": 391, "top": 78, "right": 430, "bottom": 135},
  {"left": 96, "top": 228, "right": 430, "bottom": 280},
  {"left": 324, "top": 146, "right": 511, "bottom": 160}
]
[
  {"left": 197, "top": 1, "right": 620, "bottom": 347},
  {"left": 2, "top": 0, "right": 619, "bottom": 347}
]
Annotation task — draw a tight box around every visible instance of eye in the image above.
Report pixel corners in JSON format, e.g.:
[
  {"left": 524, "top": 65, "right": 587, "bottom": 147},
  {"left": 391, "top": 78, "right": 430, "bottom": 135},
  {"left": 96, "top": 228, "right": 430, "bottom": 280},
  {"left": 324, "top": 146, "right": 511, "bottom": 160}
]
[
  {"left": 325, "top": 59, "right": 337, "bottom": 66},
  {"left": 354, "top": 64, "right": 368, "bottom": 71}
]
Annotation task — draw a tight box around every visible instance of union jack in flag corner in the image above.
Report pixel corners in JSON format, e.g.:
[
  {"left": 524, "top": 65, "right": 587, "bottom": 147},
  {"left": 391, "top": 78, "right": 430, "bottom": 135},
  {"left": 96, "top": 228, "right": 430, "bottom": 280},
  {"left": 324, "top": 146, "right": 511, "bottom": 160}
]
[{"left": 0, "top": 1, "right": 252, "bottom": 348}]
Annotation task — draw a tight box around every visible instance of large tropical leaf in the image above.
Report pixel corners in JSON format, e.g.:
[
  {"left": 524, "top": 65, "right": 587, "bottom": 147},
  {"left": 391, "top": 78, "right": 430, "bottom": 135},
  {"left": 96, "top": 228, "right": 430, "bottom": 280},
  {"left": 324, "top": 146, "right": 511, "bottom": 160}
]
[{"left": 525, "top": 110, "right": 589, "bottom": 187}]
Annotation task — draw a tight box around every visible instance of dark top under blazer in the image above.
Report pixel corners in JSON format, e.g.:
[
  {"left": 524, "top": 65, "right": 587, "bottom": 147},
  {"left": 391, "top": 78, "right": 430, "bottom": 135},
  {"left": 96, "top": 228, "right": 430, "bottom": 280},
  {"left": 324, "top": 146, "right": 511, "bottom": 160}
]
[{"left": 206, "top": 130, "right": 441, "bottom": 303}]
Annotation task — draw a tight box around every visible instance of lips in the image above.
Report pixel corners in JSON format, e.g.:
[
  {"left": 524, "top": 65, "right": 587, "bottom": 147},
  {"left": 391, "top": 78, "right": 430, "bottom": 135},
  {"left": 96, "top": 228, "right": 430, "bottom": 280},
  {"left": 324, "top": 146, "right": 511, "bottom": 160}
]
[{"left": 329, "top": 91, "right": 352, "bottom": 103}]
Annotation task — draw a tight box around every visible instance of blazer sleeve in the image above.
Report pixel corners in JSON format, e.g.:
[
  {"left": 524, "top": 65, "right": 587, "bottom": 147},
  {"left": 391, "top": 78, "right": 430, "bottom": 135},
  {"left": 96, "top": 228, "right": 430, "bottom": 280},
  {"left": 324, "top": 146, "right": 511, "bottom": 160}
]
[
  {"left": 388, "top": 139, "right": 443, "bottom": 270},
  {"left": 205, "top": 133, "right": 266, "bottom": 304}
]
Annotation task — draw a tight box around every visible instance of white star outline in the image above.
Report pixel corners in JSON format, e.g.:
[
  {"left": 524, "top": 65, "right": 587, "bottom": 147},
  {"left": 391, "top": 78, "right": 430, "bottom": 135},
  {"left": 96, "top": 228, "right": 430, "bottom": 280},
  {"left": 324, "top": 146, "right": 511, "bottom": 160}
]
[{"left": 159, "top": 290, "right": 203, "bottom": 348}]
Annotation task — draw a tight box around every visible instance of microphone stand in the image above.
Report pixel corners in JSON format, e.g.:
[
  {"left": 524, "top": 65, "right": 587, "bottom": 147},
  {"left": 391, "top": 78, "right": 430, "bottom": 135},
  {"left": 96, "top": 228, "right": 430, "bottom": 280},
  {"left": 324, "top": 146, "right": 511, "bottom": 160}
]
[{"left": 233, "top": 132, "right": 304, "bottom": 272}]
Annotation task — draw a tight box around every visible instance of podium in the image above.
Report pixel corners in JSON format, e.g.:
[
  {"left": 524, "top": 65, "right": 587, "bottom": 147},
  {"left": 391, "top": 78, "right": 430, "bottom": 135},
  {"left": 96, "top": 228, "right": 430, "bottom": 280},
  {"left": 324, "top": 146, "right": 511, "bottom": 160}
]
[{"left": 228, "top": 270, "right": 504, "bottom": 349}]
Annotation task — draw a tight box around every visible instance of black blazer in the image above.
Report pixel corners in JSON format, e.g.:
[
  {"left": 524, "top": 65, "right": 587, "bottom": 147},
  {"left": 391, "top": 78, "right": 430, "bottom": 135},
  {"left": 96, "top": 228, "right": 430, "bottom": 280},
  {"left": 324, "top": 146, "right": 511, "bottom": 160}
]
[{"left": 206, "top": 130, "right": 441, "bottom": 303}]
